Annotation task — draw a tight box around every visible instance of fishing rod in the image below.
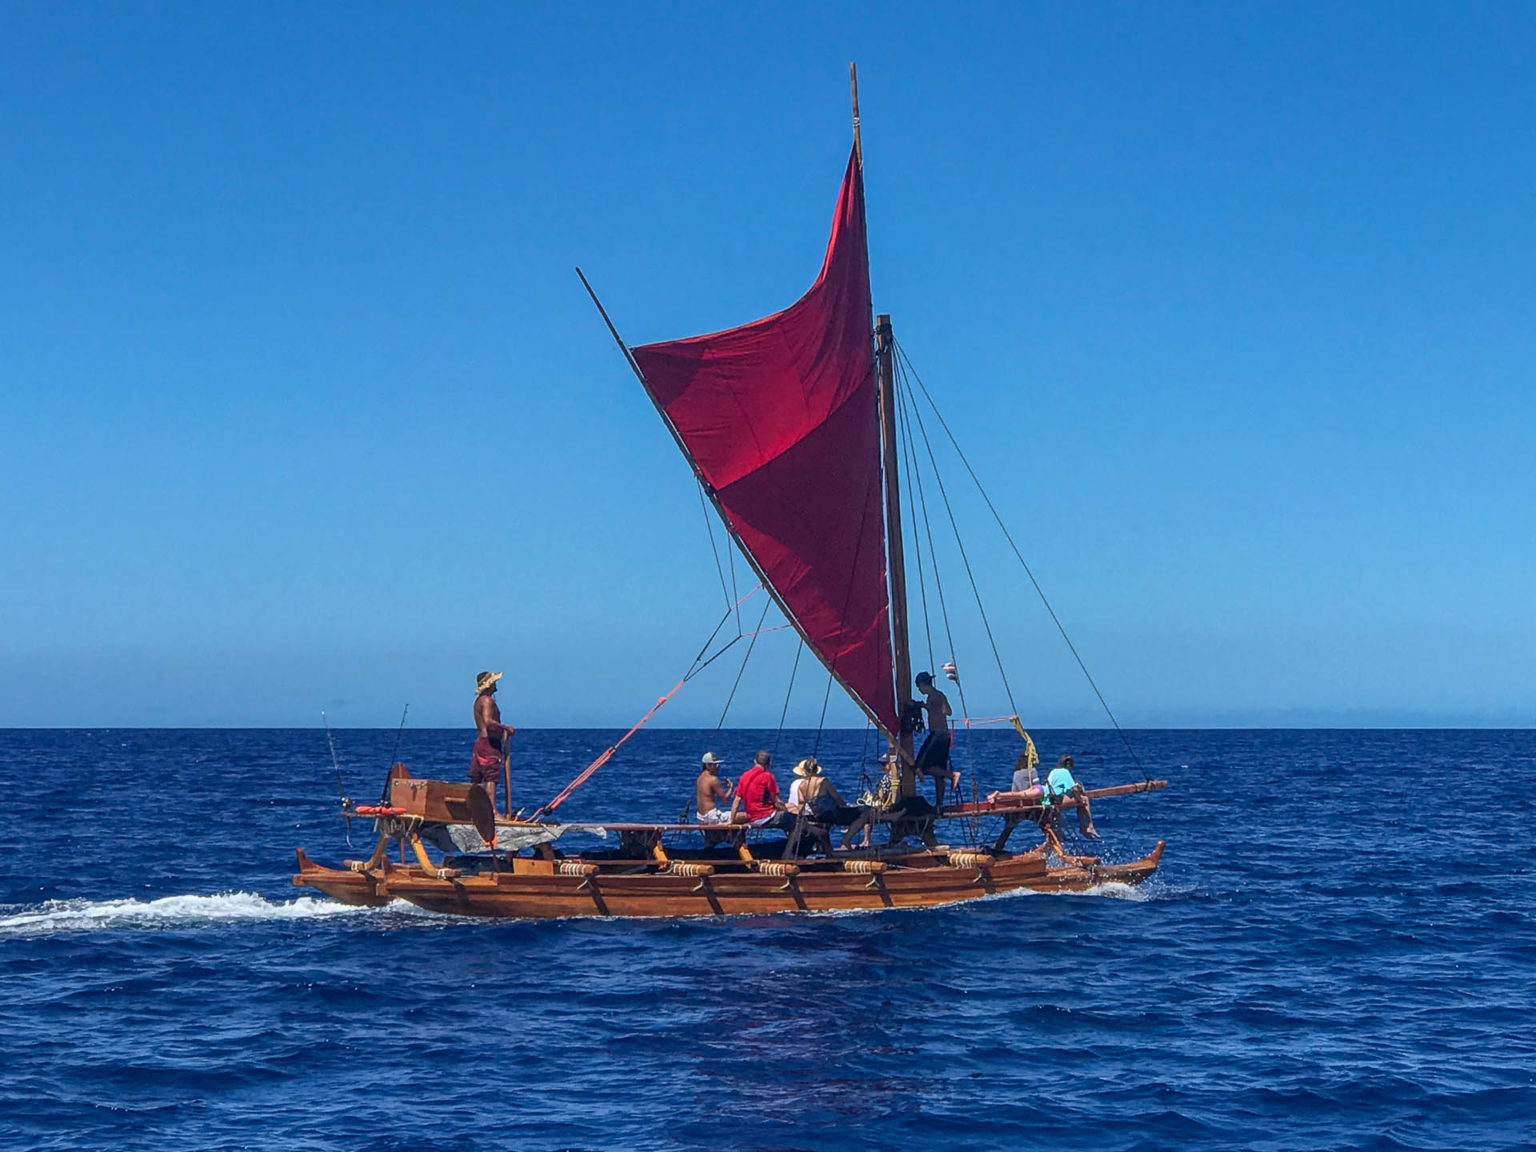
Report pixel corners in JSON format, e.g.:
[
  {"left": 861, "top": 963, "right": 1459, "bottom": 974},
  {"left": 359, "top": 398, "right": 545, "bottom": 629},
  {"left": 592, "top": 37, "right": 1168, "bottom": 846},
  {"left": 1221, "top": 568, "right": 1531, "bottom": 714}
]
[
  {"left": 322, "top": 710, "right": 353, "bottom": 847},
  {"left": 380, "top": 703, "right": 409, "bottom": 803}
]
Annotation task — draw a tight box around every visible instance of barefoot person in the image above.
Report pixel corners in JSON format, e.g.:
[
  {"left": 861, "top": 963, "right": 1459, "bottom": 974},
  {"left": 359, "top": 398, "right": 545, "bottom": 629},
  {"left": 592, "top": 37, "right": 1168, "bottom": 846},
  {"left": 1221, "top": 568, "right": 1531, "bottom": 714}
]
[
  {"left": 913, "top": 671, "right": 961, "bottom": 811},
  {"left": 695, "top": 752, "right": 734, "bottom": 824},
  {"left": 1045, "top": 754, "right": 1098, "bottom": 838},
  {"left": 470, "top": 671, "right": 515, "bottom": 809},
  {"left": 988, "top": 745, "right": 1048, "bottom": 852}
]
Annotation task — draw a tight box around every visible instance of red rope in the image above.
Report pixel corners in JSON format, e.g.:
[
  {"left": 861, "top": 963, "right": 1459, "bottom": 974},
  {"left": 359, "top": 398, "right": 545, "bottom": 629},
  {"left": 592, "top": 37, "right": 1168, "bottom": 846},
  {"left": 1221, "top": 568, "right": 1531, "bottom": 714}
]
[
  {"left": 535, "top": 581, "right": 767, "bottom": 818},
  {"left": 536, "top": 676, "right": 688, "bottom": 816}
]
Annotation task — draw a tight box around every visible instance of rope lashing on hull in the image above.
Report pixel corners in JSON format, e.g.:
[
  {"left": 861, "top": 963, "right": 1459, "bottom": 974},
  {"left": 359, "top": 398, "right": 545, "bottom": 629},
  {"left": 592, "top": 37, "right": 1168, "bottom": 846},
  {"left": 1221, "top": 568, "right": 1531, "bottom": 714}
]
[
  {"left": 755, "top": 860, "right": 800, "bottom": 877},
  {"left": 947, "top": 850, "right": 992, "bottom": 869},
  {"left": 841, "top": 858, "right": 886, "bottom": 874}
]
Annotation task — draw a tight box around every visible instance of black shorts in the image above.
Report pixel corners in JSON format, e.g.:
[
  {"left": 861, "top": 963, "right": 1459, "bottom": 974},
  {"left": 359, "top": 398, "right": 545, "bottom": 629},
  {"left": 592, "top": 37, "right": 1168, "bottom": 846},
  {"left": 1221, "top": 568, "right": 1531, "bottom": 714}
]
[
  {"left": 886, "top": 796, "right": 936, "bottom": 820},
  {"left": 811, "top": 804, "right": 864, "bottom": 827},
  {"left": 913, "top": 732, "right": 952, "bottom": 778}
]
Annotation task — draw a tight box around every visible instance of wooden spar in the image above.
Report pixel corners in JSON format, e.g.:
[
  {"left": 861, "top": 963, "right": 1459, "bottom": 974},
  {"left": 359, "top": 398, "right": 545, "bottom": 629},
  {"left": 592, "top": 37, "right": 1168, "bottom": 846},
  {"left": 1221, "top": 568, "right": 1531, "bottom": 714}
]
[
  {"left": 573, "top": 266, "right": 900, "bottom": 744},
  {"left": 876, "top": 313, "right": 913, "bottom": 761},
  {"left": 850, "top": 62, "right": 862, "bottom": 167},
  {"left": 945, "top": 779, "right": 1169, "bottom": 817},
  {"left": 1079, "top": 779, "right": 1170, "bottom": 801}
]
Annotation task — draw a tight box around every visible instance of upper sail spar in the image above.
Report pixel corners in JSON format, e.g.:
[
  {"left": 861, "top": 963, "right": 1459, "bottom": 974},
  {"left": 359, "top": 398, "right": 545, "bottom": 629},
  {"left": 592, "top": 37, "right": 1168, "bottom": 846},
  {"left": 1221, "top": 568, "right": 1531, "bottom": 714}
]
[{"left": 631, "top": 145, "right": 897, "bottom": 734}]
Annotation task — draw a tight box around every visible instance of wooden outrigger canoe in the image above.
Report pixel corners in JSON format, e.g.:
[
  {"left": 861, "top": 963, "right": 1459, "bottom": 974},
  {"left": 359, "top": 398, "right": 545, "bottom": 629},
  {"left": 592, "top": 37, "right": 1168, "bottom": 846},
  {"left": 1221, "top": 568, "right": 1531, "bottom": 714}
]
[
  {"left": 292, "top": 73, "right": 1176, "bottom": 919},
  {"left": 293, "top": 773, "right": 1167, "bottom": 918}
]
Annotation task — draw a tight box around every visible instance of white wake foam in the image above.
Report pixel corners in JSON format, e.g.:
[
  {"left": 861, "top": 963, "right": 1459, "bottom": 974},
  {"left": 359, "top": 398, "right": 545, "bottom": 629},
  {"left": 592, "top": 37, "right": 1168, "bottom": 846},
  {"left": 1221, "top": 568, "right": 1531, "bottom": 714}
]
[
  {"left": 1080, "top": 881, "right": 1156, "bottom": 901},
  {"left": 0, "top": 892, "right": 387, "bottom": 937}
]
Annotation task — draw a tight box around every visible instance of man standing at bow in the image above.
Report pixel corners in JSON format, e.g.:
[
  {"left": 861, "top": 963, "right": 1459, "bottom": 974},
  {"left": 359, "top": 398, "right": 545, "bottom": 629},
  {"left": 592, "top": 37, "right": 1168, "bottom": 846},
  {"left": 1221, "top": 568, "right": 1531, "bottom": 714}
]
[{"left": 470, "top": 671, "right": 515, "bottom": 810}]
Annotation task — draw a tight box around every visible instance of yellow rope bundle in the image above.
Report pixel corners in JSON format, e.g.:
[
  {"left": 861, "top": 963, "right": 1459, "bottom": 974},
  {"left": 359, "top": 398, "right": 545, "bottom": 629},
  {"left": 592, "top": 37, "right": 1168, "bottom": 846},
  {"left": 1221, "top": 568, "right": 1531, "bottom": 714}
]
[
  {"left": 841, "top": 858, "right": 887, "bottom": 874},
  {"left": 947, "top": 850, "right": 992, "bottom": 869}
]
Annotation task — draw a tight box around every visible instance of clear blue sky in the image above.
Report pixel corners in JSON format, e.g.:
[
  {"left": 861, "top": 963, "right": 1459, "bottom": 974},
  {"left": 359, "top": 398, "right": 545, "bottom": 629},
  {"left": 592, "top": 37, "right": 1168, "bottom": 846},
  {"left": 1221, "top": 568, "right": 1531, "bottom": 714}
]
[{"left": 2, "top": 3, "right": 1532, "bottom": 728}]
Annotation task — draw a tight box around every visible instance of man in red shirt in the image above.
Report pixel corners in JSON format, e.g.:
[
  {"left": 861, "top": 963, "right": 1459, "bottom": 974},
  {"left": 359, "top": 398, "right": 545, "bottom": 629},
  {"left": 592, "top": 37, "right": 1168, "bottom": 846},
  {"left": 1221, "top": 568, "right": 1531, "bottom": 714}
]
[{"left": 731, "top": 750, "right": 795, "bottom": 830}]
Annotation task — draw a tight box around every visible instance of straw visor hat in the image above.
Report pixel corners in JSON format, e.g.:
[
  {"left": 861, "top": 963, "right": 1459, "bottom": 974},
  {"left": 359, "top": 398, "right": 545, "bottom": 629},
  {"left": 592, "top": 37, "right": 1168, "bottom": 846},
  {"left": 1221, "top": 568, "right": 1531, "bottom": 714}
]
[
  {"left": 475, "top": 671, "right": 503, "bottom": 694},
  {"left": 792, "top": 758, "right": 822, "bottom": 777}
]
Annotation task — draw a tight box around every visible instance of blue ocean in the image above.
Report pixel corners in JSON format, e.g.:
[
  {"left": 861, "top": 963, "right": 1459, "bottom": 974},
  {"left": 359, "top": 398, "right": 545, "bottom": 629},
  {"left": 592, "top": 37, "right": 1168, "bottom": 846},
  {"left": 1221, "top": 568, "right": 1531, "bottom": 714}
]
[{"left": 1, "top": 728, "right": 1531, "bottom": 1152}]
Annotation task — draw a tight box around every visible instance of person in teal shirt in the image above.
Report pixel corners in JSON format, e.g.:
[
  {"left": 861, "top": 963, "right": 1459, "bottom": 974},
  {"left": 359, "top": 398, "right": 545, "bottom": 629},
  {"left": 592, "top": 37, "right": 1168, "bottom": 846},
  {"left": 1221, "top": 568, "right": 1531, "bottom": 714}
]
[{"left": 1043, "top": 755, "right": 1099, "bottom": 838}]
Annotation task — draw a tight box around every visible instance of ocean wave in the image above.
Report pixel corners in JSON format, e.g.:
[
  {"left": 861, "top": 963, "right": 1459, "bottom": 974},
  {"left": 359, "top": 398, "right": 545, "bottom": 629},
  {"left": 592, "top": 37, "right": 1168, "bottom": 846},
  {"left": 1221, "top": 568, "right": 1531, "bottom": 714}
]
[{"left": 0, "top": 892, "right": 389, "bottom": 937}]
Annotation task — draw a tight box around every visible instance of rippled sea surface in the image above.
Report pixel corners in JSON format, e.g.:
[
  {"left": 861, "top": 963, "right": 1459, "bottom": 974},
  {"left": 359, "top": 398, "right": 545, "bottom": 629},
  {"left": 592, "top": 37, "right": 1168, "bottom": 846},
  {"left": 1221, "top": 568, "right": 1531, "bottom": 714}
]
[{"left": 1, "top": 728, "right": 1532, "bottom": 1152}]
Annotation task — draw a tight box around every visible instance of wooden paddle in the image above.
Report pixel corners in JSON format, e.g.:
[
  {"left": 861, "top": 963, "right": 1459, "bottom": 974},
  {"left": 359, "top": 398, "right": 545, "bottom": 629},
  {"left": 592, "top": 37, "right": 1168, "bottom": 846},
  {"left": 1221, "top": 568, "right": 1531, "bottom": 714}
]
[
  {"left": 466, "top": 785, "right": 499, "bottom": 874},
  {"left": 501, "top": 738, "right": 512, "bottom": 818}
]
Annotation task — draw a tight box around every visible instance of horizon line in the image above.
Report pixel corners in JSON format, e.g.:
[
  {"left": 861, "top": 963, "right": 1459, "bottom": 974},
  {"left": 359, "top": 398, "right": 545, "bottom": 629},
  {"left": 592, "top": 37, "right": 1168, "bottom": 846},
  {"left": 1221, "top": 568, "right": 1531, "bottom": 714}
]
[{"left": 1, "top": 724, "right": 1533, "bottom": 733}]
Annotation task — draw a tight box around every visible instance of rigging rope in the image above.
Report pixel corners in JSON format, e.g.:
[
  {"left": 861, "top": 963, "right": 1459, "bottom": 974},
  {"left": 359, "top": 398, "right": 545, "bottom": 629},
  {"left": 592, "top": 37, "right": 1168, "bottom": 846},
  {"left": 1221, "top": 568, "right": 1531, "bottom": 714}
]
[
  {"left": 897, "top": 366, "right": 961, "bottom": 689},
  {"left": 895, "top": 339, "right": 1145, "bottom": 775},
  {"left": 726, "top": 524, "right": 741, "bottom": 634},
  {"left": 536, "top": 680, "right": 685, "bottom": 816},
  {"left": 697, "top": 483, "right": 732, "bottom": 612},
  {"left": 539, "top": 584, "right": 766, "bottom": 816},
  {"left": 895, "top": 361, "right": 978, "bottom": 809},
  {"left": 773, "top": 638, "right": 803, "bottom": 759},
  {"left": 898, "top": 359, "right": 1020, "bottom": 722},
  {"left": 717, "top": 596, "right": 773, "bottom": 729},
  {"left": 811, "top": 667, "right": 836, "bottom": 757},
  {"left": 895, "top": 365, "right": 937, "bottom": 674}
]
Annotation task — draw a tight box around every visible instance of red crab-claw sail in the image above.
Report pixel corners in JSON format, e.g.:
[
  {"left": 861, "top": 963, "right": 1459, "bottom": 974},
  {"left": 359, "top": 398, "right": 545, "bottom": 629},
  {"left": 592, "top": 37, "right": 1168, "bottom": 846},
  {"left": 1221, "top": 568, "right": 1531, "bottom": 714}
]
[{"left": 630, "top": 145, "right": 897, "bottom": 736}]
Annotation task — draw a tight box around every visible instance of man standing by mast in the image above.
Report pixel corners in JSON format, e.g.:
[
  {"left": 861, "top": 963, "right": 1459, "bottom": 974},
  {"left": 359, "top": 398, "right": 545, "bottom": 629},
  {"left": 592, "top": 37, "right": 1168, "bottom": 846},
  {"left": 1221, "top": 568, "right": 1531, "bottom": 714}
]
[
  {"left": 913, "top": 671, "right": 959, "bottom": 811},
  {"left": 471, "top": 671, "right": 515, "bottom": 810}
]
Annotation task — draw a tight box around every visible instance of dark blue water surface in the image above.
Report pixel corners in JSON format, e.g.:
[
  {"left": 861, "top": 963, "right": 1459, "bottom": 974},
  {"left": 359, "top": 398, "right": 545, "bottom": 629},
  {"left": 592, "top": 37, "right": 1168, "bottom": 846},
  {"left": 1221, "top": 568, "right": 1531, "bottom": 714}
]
[{"left": 1, "top": 728, "right": 1532, "bottom": 1152}]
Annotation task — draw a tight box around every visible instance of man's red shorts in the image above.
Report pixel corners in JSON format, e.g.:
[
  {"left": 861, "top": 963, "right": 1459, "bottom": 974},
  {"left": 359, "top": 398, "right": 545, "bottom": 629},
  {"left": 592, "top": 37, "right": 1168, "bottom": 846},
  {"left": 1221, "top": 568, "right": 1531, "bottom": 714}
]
[{"left": 469, "top": 737, "right": 503, "bottom": 785}]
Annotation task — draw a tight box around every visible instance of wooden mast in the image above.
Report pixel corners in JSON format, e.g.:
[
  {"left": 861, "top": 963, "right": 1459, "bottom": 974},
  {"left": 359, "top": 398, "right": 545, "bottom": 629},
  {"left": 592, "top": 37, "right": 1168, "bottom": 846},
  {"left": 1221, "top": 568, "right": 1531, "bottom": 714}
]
[
  {"left": 876, "top": 313, "right": 913, "bottom": 763},
  {"left": 850, "top": 61, "right": 862, "bottom": 166},
  {"left": 854, "top": 62, "right": 913, "bottom": 764}
]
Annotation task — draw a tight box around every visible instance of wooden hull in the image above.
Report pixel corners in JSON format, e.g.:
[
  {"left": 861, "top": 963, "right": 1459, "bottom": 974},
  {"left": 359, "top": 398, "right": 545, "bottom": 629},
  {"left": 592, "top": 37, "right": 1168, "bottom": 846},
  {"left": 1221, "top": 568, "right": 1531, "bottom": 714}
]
[
  {"left": 292, "top": 842, "right": 1164, "bottom": 919},
  {"left": 292, "top": 848, "right": 394, "bottom": 907}
]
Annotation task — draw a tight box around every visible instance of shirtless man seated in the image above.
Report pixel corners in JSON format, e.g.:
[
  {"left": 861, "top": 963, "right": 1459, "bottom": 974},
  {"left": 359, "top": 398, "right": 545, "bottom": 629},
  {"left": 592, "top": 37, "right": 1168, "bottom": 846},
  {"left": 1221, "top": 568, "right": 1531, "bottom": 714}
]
[{"left": 695, "top": 752, "right": 734, "bottom": 824}]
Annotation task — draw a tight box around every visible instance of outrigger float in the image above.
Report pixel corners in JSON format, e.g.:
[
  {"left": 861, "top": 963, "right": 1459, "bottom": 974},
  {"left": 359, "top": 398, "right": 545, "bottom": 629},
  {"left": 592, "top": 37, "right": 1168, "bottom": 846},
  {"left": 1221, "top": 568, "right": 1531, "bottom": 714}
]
[{"left": 294, "top": 67, "right": 1170, "bottom": 919}]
